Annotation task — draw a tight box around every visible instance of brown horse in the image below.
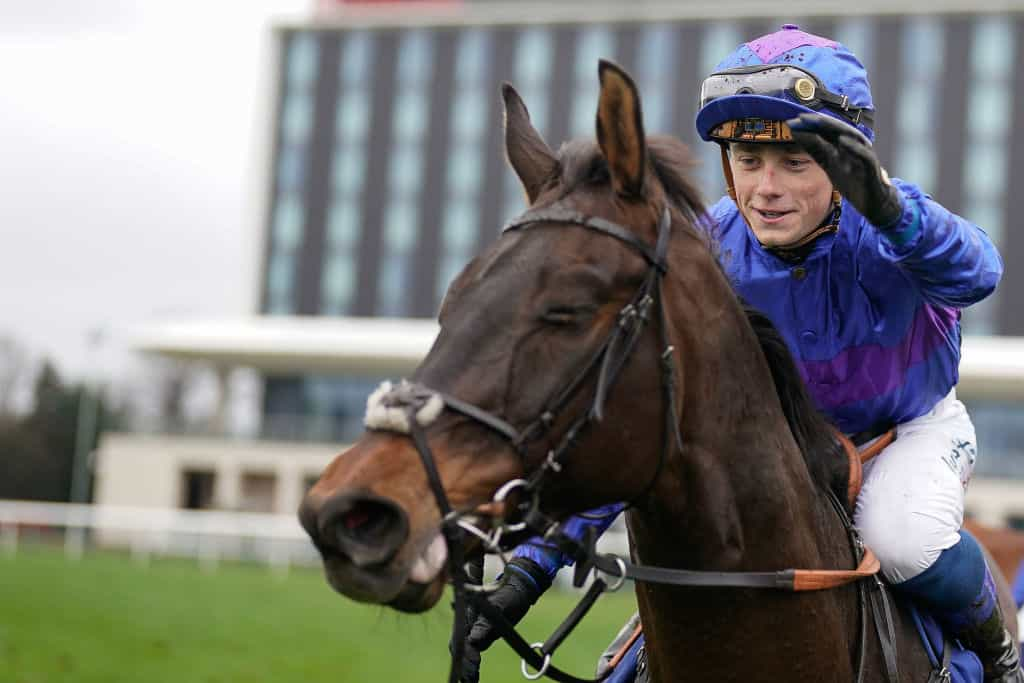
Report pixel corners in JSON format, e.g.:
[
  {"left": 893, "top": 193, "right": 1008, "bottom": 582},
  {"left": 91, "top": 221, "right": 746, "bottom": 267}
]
[
  {"left": 966, "top": 519, "right": 1024, "bottom": 591},
  {"left": 299, "top": 61, "right": 1015, "bottom": 681}
]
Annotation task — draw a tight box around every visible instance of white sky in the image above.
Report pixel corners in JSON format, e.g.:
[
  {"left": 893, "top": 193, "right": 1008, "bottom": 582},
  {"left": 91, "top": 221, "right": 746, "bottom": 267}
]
[{"left": 0, "top": 0, "right": 308, "bottom": 387}]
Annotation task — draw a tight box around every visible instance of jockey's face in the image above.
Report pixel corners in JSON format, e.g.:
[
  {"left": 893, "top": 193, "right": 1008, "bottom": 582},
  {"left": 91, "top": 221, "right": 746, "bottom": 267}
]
[{"left": 728, "top": 142, "right": 834, "bottom": 248}]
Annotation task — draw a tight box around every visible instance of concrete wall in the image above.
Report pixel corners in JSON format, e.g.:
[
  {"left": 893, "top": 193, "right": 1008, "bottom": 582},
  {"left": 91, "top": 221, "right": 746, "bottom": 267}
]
[{"left": 94, "top": 433, "right": 342, "bottom": 516}]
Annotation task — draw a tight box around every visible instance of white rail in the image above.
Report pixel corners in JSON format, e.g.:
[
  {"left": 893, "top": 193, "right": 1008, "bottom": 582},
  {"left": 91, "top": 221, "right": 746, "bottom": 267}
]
[
  {"left": 0, "top": 499, "right": 632, "bottom": 584},
  {"left": 0, "top": 500, "right": 316, "bottom": 574}
]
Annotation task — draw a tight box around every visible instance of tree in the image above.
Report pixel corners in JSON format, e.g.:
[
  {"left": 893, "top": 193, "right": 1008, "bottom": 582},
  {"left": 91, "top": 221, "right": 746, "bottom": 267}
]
[{"left": 0, "top": 360, "right": 114, "bottom": 502}]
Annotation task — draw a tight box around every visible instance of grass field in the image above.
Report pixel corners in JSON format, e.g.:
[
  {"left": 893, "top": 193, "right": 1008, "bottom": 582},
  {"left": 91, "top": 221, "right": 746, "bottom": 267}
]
[{"left": 0, "top": 544, "right": 637, "bottom": 683}]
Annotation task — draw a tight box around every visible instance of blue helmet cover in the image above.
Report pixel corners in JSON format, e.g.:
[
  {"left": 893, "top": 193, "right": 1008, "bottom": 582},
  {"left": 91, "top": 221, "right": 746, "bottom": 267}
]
[{"left": 696, "top": 25, "right": 875, "bottom": 142}]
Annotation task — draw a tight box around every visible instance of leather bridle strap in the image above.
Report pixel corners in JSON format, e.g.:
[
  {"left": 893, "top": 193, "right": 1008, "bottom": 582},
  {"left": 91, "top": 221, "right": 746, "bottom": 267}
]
[
  {"left": 546, "top": 520, "right": 882, "bottom": 592},
  {"left": 470, "top": 590, "right": 613, "bottom": 683},
  {"left": 438, "top": 391, "right": 521, "bottom": 442},
  {"left": 407, "top": 415, "right": 472, "bottom": 683},
  {"left": 503, "top": 206, "right": 667, "bottom": 273}
]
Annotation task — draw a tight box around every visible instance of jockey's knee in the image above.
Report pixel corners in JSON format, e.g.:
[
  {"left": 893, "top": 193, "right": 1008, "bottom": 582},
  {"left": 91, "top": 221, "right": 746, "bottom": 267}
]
[{"left": 856, "top": 499, "right": 954, "bottom": 584}]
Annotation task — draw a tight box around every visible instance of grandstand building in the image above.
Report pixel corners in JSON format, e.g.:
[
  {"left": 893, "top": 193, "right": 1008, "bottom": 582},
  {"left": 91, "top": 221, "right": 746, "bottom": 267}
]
[{"left": 97, "top": 1, "right": 1024, "bottom": 527}]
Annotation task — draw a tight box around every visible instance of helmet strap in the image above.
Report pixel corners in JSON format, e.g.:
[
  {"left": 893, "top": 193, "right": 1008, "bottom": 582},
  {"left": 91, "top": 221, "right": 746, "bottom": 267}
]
[
  {"left": 719, "top": 144, "right": 737, "bottom": 200},
  {"left": 765, "top": 190, "right": 843, "bottom": 263}
]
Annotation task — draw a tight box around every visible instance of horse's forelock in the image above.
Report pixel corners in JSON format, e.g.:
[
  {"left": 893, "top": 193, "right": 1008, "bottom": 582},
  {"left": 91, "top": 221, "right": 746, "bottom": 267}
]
[{"left": 554, "top": 136, "right": 707, "bottom": 236}]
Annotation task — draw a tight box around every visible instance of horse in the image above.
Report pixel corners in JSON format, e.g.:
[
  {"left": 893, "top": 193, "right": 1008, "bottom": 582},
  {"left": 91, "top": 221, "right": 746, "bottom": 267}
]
[
  {"left": 965, "top": 519, "right": 1024, "bottom": 589},
  {"left": 299, "top": 60, "right": 1017, "bottom": 681}
]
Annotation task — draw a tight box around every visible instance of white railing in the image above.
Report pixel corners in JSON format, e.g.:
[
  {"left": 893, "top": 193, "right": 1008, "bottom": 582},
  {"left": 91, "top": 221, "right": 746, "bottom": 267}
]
[
  {"left": 0, "top": 499, "right": 318, "bottom": 574},
  {"left": 0, "top": 499, "right": 632, "bottom": 583}
]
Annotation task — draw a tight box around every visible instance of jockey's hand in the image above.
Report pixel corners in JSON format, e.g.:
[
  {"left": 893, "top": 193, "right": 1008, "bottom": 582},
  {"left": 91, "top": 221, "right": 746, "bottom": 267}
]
[
  {"left": 450, "top": 556, "right": 552, "bottom": 683},
  {"left": 787, "top": 112, "right": 904, "bottom": 230}
]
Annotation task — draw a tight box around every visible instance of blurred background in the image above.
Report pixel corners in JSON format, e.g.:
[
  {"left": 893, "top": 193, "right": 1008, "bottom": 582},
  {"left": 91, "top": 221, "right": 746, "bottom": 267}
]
[{"left": 3, "top": 0, "right": 1024, "bottom": 681}]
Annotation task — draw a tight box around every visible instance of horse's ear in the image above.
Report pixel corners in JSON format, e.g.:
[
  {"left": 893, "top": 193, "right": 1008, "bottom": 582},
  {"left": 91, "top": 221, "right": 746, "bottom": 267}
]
[
  {"left": 596, "top": 60, "right": 646, "bottom": 197},
  {"left": 502, "top": 83, "right": 557, "bottom": 204}
]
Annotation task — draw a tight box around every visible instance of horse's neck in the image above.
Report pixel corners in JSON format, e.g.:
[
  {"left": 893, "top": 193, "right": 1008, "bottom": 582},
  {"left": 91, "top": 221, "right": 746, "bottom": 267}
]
[
  {"left": 649, "top": 254, "right": 840, "bottom": 570},
  {"left": 625, "top": 275, "right": 858, "bottom": 679}
]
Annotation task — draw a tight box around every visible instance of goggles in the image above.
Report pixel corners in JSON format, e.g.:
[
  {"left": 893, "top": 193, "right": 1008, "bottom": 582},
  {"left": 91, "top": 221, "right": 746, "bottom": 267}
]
[
  {"left": 699, "top": 65, "right": 874, "bottom": 131},
  {"left": 710, "top": 118, "right": 794, "bottom": 143}
]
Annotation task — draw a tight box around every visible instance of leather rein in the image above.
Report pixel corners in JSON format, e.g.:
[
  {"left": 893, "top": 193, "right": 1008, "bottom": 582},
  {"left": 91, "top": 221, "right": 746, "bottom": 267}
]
[{"left": 370, "top": 203, "right": 898, "bottom": 683}]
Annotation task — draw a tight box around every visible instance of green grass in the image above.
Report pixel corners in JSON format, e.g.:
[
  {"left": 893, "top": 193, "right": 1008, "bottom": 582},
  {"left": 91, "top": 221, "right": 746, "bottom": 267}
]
[{"left": 0, "top": 544, "right": 637, "bottom": 683}]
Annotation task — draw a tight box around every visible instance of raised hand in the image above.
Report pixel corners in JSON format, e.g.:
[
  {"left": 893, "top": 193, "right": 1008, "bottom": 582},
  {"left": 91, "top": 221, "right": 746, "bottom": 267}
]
[{"left": 787, "top": 112, "right": 903, "bottom": 229}]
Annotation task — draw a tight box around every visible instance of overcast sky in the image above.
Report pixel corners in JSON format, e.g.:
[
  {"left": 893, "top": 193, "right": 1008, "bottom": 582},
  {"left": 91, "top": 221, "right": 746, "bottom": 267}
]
[{"left": 0, "top": 0, "right": 307, "bottom": 389}]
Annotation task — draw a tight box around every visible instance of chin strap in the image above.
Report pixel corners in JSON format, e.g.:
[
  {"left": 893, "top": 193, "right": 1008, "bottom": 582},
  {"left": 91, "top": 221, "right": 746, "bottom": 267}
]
[
  {"left": 718, "top": 143, "right": 843, "bottom": 264},
  {"left": 764, "top": 193, "right": 841, "bottom": 264}
]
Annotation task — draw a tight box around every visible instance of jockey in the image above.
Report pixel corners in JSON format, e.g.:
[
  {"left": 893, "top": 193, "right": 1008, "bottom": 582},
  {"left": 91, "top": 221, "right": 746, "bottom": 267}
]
[{"left": 456, "top": 25, "right": 1013, "bottom": 682}]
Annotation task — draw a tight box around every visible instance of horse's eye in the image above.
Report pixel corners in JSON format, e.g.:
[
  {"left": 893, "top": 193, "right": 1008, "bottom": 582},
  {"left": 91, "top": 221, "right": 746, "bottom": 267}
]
[{"left": 541, "top": 305, "right": 595, "bottom": 326}]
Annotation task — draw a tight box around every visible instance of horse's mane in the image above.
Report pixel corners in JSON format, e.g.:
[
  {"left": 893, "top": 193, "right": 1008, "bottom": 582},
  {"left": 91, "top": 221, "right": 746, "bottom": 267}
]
[
  {"left": 556, "top": 135, "right": 849, "bottom": 503},
  {"left": 742, "top": 305, "right": 850, "bottom": 503}
]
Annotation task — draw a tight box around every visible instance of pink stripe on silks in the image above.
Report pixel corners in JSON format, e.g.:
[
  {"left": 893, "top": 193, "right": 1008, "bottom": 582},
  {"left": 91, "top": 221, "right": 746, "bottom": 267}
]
[
  {"left": 799, "top": 304, "right": 959, "bottom": 410},
  {"left": 747, "top": 31, "right": 837, "bottom": 62}
]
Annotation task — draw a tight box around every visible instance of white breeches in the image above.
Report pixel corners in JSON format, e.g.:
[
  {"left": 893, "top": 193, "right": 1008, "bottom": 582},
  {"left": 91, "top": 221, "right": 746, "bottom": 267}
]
[{"left": 853, "top": 389, "right": 977, "bottom": 584}]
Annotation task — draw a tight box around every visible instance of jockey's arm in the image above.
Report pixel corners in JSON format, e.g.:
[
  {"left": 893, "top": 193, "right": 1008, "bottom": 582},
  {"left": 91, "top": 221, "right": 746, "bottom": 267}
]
[
  {"left": 510, "top": 502, "right": 626, "bottom": 581},
  {"left": 872, "top": 179, "right": 1003, "bottom": 308}
]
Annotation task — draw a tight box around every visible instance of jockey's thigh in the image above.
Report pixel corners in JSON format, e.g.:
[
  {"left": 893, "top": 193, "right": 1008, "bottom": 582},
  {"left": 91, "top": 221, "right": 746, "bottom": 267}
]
[{"left": 853, "top": 389, "right": 978, "bottom": 584}]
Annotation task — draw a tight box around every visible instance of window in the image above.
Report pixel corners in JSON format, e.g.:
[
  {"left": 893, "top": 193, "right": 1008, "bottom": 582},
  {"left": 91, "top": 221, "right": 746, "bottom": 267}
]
[
  {"left": 893, "top": 17, "right": 944, "bottom": 193},
  {"left": 376, "top": 30, "right": 435, "bottom": 316},
  {"left": 635, "top": 25, "right": 678, "bottom": 134},
  {"left": 569, "top": 26, "right": 617, "bottom": 137},
  {"left": 436, "top": 29, "right": 493, "bottom": 303},
  {"left": 265, "top": 32, "right": 320, "bottom": 315},
  {"left": 696, "top": 22, "right": 742, "bottom": 201},
  {"left": 181, "top": 470, "right": 216, "bottom": 510},
  {"left": 501, "top": 27, "right": 553, "bottom": 221},
  {"left": 834, "top": 18, "right": 875, "bottom": 76},
  {"left": 240, "top": 472, "right": 277, "bottom": 513},
  {"left": 960, "top": 17, "right": 1013, "bottom": 335},
  {"left": 322, "top": 31, "right": 377, "bottom": 316}
]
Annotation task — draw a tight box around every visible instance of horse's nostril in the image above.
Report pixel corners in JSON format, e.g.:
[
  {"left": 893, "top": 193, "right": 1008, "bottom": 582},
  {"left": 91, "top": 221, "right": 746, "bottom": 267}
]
[
  {"left": 318, "top": 492, "right": 409, "bottom": 568},
  {"left": 338, "top": 500, "right": 400, "bottom": 545}
]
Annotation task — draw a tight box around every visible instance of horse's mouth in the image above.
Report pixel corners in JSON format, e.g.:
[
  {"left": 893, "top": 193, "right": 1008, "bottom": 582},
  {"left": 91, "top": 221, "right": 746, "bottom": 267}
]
[
  {"left": 387, "top": 572, "right": 448, "bottom": 613},
  {"left": 320, "top": 531, "right": 450, "bottom": 612}
]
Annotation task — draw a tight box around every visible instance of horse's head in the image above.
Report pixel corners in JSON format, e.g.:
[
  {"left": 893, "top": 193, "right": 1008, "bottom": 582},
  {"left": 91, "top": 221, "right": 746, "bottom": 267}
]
[{"left": 299, "top": 61, "right": 708, "bottom": 612}]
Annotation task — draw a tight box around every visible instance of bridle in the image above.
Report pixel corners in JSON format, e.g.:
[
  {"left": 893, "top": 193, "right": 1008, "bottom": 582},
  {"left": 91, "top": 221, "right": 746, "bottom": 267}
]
[{"left": 368, "top": 201, "right": 902, "bottom": 683}]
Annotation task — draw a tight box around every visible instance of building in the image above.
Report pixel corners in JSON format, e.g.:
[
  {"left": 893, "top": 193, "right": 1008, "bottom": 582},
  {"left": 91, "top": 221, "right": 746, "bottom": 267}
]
[{"left": 97, "top": 1, "right": 1024, "bottom": 527}]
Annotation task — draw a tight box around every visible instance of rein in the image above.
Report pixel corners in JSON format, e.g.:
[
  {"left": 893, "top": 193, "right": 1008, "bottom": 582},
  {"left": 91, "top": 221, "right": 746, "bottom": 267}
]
[{"left": 369, "top": 202, "right": 898, "bottom": 683}]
